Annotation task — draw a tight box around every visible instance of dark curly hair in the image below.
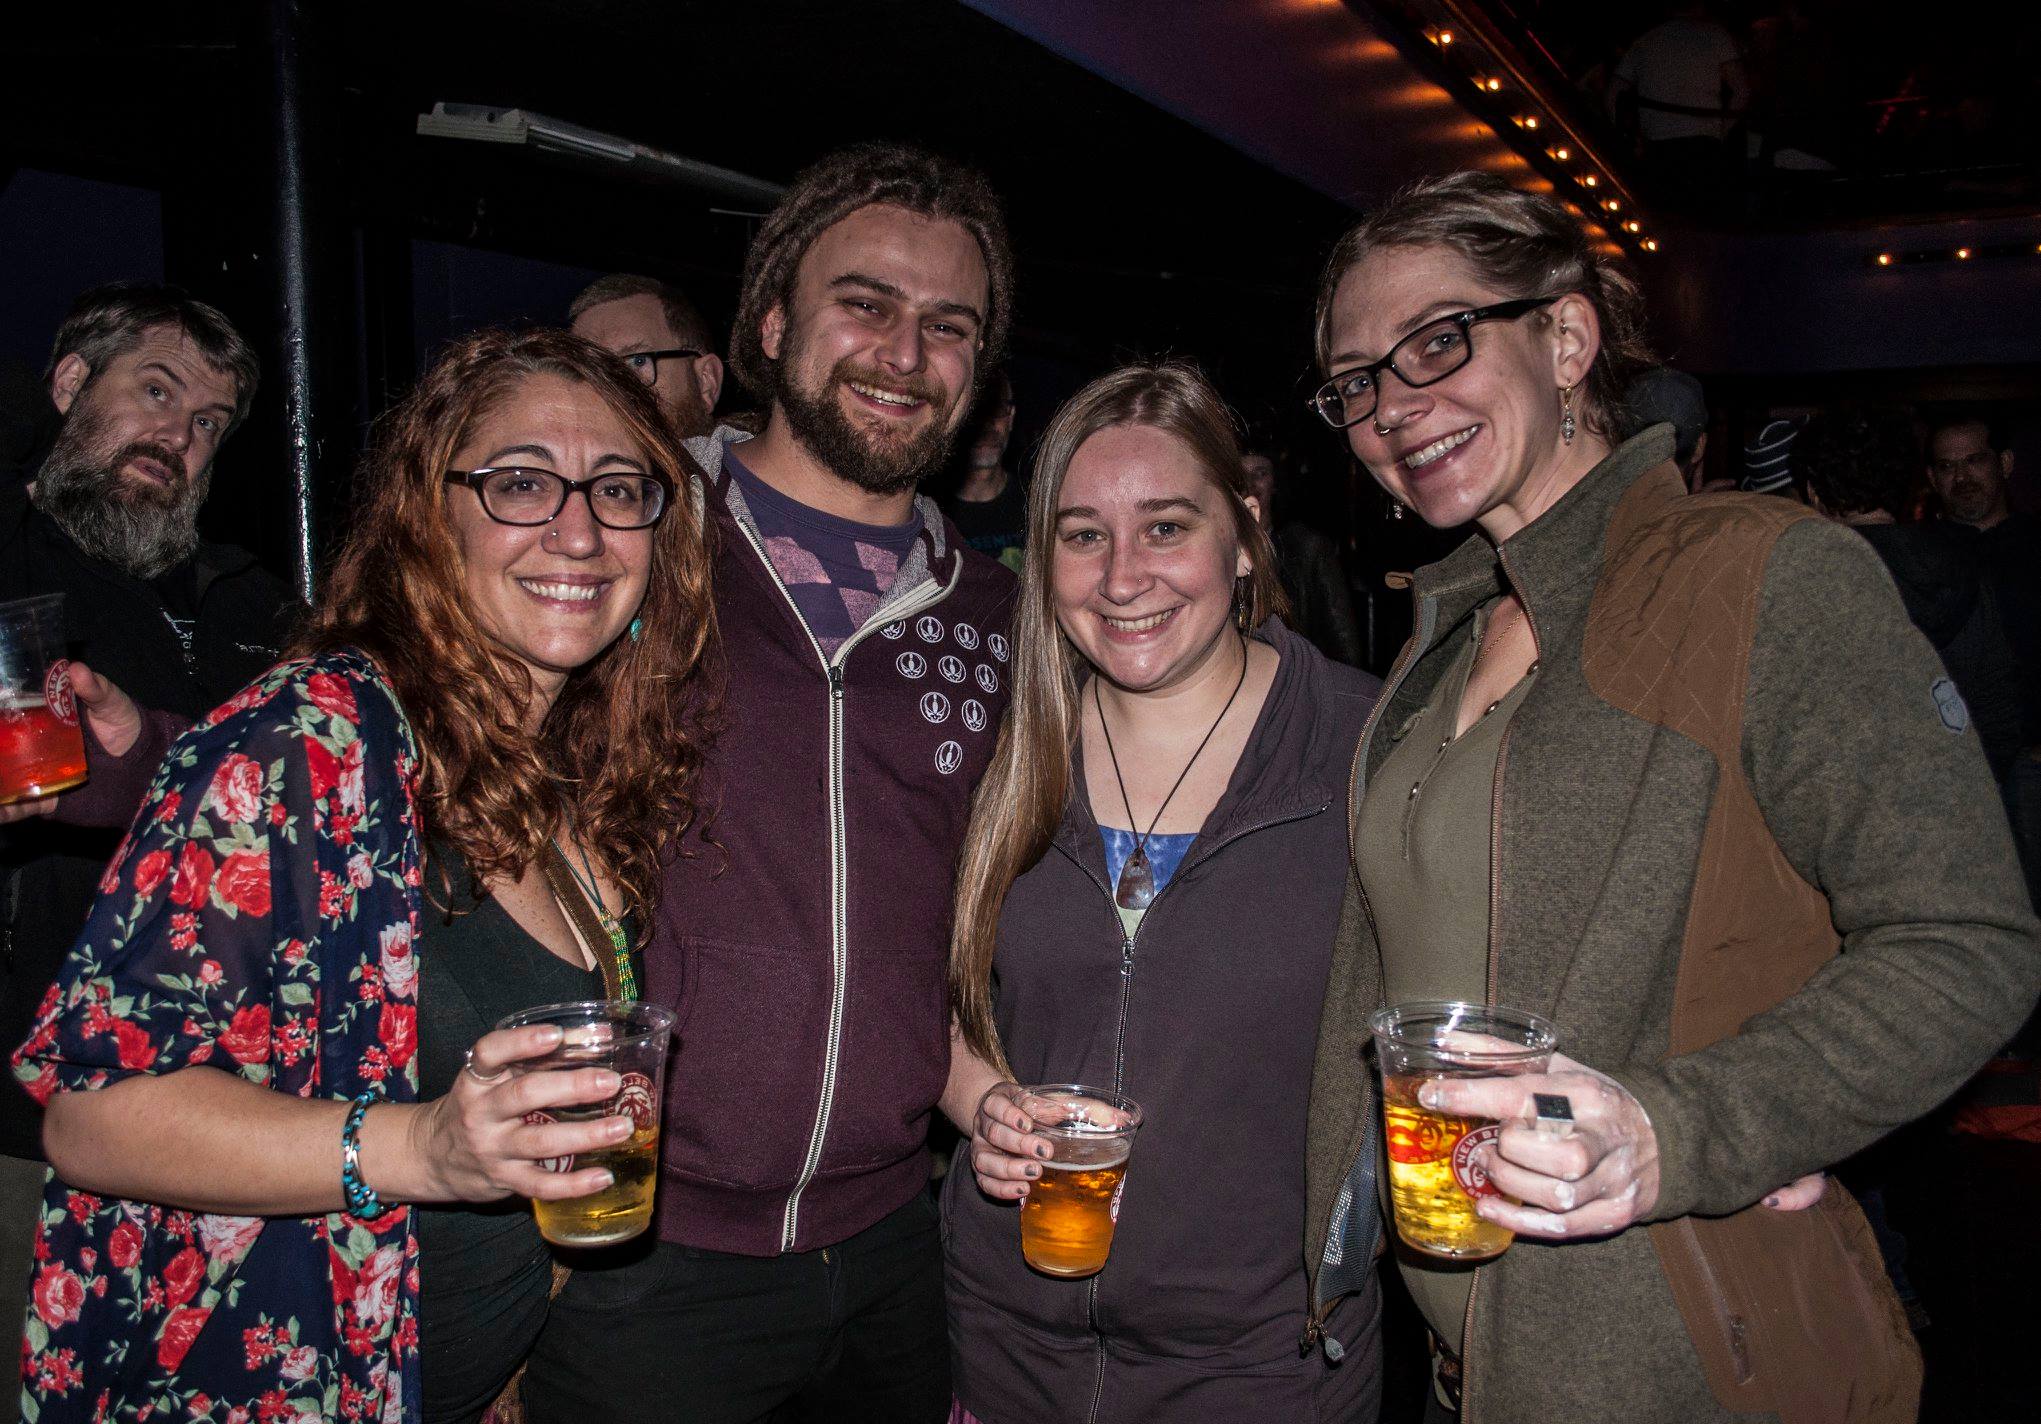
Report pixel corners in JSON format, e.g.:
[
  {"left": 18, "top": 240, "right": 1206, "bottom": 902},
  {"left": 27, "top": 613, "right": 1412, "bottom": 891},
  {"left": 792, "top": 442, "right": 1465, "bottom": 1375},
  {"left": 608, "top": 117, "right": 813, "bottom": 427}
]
[
  {"left": 728, "top": 143, "right": 1014, "bottom": 396},
  {"left": 1797, "top": 406, "right": 1917, "bottom": 518},
  {"left": 298, "top": 327, "right": 720, "bottom": 921},
  {"left": 1314, "top": 173, "right": 1653, "bottom": 441}
]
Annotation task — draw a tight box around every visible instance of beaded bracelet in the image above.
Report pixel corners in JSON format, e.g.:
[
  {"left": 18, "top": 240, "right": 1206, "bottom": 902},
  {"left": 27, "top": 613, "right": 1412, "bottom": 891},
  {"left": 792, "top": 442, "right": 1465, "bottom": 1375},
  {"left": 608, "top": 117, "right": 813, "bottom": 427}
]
[{"left": 340, "top": 1091, "right": 387, "bottom": 1218}]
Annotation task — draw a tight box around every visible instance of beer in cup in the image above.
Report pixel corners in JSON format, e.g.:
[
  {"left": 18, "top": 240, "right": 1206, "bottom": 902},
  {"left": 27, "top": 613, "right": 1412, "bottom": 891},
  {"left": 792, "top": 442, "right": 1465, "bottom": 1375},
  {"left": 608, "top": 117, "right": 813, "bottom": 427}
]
[
  {"left": 495, "top": 999, "right": 675, "bottom": 1248},
  {"left": 1016, "top": 1085, "right": 1142, "bottom": 1279},
  {"left": 0, "top": 594, "right": 87, "bottom": 806},
  {"left": 1368, "top": 1001, "right": 1557, "bottom": 1261}
]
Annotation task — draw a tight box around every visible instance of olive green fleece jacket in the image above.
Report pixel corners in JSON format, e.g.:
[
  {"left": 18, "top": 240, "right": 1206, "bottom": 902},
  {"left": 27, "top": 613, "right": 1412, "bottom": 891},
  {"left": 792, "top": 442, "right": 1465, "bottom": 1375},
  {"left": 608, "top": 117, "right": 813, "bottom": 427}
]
[{"left": 1304, "top": 427, "right": 2041, "bottom": 1424}]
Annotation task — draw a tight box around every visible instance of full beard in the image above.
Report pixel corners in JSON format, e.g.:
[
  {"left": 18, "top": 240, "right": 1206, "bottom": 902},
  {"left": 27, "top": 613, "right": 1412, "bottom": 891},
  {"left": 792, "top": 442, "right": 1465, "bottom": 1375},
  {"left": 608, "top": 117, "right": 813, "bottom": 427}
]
[
  {"left": 33, "top": 406, "right": 209, "bottom": 579},
  {"left": 772, "top": 351, "right": 959, "bottom": 499}
]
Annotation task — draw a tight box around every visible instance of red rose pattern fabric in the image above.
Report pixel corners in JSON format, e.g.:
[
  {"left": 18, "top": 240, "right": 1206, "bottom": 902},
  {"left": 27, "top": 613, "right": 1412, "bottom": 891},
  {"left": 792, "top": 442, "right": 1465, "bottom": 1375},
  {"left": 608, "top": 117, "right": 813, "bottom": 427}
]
[{"left": 10, "top": 650, "right": 424, "bottom": 1423}]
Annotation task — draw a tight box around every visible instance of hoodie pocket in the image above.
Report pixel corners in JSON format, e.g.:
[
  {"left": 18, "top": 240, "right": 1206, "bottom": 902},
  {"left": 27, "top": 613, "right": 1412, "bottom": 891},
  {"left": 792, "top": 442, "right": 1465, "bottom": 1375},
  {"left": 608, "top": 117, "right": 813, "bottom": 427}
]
[{"left": 663, "top": 933, "right": 831, "bottom": 1191}]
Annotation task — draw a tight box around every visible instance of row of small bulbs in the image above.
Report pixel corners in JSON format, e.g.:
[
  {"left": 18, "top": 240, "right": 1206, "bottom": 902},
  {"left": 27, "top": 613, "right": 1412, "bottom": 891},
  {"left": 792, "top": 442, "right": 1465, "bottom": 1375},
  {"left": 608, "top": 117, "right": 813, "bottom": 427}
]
[
  {"left": 1426, "top": 27, "right": 1660, "bottom": 254},
  {"left": 1873, "top": 242, "right": 2041, "bottom": 268}
]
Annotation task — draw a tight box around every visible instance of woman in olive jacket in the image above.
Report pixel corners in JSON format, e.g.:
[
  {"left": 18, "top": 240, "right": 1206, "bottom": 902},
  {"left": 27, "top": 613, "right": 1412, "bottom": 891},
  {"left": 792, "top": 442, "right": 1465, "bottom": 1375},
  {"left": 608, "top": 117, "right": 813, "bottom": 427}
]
[
  {"left": 939, "top": 363, "right": 1384, "bottom": 1423},
  {"left": 1301, "top": 173, "right": 2039, "bottom": 1424}
]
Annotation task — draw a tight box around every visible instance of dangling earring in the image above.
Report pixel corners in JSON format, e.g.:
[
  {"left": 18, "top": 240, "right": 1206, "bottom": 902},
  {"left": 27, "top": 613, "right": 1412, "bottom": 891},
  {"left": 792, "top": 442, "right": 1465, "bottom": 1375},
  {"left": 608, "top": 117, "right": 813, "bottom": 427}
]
[
  {"left": 1386, "top": 498, "right": 1407, "bottom": 521},
  {"left": 1233, "top": 574, "right": 1252, "bottom": 631},
  {"left": 1559, "top": 385, "right": 1577, "bottom": 446}
]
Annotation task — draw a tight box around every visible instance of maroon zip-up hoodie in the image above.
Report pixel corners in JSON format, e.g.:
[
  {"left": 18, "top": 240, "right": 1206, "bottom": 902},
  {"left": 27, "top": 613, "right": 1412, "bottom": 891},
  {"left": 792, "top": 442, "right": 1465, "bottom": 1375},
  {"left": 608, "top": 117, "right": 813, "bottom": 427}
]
[{"left": 648, "top": 429, "right": 1017, "bottom": 1255}]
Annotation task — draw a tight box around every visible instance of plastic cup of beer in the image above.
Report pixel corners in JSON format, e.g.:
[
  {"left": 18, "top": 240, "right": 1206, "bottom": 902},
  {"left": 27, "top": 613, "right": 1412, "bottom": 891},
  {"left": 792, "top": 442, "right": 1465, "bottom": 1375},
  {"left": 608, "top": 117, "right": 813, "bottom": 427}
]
[
  {"left": 1016, "top": 1084, "right": 1142, "bottom": 1279},
  {"left": 1368, "top": 1001, "right": 1558, "bottom": 1262},
  {"left": 0, "top": 593, "right": 87, "bottom": 806},
  {"left": 495, "top": 1000, "right": 675, "bottom": 1248}
]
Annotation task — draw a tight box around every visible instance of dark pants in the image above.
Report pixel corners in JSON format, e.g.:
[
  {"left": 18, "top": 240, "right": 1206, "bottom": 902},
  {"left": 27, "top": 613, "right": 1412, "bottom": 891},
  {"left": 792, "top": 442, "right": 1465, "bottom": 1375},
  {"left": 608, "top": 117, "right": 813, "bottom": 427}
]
[{"left": 523, "top": 1192, "right": 949, "bottom": 1424}]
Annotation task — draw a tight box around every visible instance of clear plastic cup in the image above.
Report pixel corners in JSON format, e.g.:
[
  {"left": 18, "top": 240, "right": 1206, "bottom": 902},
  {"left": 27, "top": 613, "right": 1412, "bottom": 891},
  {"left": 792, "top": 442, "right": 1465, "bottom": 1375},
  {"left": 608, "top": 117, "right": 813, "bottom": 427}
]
[
  {"left": 0, "top": 594, "right": 86, "bottom": 805},
  {"left": 495, "top": 999, "right": 676, "bottom": 1247},
  {"left": 1016, "top": 1084, "right": 1143, "bottom": 1278},
  {"left": 1369, "top": 1001, "right": 1558, "bottom": 1261}
]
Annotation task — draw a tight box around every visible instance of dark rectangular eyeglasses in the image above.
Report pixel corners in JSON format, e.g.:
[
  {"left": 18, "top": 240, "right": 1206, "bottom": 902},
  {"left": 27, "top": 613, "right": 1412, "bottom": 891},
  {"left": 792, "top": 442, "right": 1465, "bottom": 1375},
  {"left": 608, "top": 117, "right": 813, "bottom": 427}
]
[
  {"left": 1310, "top": 296, "right": 1560, "bottom": 430},
  {"left": 443, "top": 467, "right": 672, "bottom": 530}
]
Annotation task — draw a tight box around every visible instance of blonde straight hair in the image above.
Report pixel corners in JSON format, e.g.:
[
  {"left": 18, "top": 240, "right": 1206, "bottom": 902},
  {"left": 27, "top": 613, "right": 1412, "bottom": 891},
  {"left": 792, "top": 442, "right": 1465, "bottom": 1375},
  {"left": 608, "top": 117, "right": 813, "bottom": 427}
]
[{"left": 949, "top": 362, "right": 1288, "bottom": 1071}]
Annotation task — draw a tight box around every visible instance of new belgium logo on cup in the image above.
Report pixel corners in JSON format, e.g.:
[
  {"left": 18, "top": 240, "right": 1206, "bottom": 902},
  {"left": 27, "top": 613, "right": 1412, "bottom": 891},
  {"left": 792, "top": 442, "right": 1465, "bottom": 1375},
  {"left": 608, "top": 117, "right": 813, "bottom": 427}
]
[
  {"left": 496, "top": 1001, "right": 676, "bottom": 1249},
  {"left": 1369, "top": 1001, "right": 1557, "bottom": 1262}
]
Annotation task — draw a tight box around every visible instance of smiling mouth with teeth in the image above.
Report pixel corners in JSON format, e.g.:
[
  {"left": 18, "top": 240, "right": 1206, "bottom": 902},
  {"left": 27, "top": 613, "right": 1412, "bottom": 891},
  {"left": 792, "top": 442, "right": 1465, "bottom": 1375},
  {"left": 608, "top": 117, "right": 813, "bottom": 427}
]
[
  {"left": 848, "top": 380, "right": 924, "bottom": 409},
  {"left": 1102, "top": 609, "right": 1176, "bottom": 632},
  {"left": 1403, "top": 425, "right": 1480, "bottom": 470},
  {"left": 517, "top": 579, "right": 606, "bottom": 604}
]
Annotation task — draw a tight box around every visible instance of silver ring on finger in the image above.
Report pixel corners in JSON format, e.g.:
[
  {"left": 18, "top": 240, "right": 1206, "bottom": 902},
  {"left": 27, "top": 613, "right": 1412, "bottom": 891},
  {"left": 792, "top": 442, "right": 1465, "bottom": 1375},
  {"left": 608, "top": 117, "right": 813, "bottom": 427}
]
[{"left": 461, "top": 1047, "right": 511, "bottom": 1087}]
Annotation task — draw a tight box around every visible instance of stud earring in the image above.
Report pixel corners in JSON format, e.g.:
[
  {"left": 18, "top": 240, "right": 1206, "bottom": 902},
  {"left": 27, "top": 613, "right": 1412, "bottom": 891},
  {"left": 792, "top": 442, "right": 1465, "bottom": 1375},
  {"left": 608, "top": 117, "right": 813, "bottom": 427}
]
[{"left": 1560, "top": 385, "right": 1577, "bottom": 446}]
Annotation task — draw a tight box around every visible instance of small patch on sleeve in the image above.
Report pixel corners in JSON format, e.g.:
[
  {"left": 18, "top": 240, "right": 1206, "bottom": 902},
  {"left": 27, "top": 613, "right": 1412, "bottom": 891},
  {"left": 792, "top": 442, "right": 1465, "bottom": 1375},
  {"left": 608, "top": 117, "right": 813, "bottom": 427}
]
[{"left": 1931, "top": 677, "right": 1970, "bottom": 733}]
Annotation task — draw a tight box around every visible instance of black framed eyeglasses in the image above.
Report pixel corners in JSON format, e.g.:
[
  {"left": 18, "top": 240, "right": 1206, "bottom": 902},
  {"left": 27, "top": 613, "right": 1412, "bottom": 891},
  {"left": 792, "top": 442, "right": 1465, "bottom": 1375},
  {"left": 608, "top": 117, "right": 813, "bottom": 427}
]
[
  {"left": 443, "top": 467, "right": 673, "bottom": 530},
  {"left": 619, "top": 348, "right": 704, "bottom": 386},
  {"left": 1309, "top": 296, "right": 1561, "bottom": 430}
]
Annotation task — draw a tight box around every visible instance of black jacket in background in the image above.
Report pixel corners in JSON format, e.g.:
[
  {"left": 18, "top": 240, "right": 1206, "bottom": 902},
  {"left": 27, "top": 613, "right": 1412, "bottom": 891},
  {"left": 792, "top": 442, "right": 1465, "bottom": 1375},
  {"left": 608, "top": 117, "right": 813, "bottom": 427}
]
[
  {"left": 1857, "top": 520, "right": 2025, "bottom": 778},
  {"left": 0, "top": 361, "right": 57, "bottom": 498},
  {"left": 0, "top": 483, "right": 295, "bottom": 1160},
  {"left": 1271, "top": 522, "right": 1363, "bottom": 668}
]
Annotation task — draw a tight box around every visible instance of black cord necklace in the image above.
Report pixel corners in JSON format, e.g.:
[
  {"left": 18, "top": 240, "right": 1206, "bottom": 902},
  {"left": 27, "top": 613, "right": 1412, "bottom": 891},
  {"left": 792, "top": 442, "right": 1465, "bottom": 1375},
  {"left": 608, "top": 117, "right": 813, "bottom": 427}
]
[{"left": 1095, "top": 636, "right": 1251, "bottom": 911}]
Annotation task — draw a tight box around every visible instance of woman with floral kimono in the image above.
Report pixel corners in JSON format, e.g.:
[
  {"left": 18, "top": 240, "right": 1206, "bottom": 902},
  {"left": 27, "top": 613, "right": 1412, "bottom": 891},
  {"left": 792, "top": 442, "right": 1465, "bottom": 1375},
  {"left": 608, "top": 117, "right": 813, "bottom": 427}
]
[{"left": 10, "top": 326, "right": 718, "bottom": 1423}]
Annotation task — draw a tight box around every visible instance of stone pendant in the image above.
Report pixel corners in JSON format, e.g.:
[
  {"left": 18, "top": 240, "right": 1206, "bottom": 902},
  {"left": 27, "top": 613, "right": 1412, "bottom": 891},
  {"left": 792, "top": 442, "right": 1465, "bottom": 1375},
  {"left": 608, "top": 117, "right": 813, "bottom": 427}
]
[{"left": 1115, "top": 846, "right": 1156, "bottom": 910}]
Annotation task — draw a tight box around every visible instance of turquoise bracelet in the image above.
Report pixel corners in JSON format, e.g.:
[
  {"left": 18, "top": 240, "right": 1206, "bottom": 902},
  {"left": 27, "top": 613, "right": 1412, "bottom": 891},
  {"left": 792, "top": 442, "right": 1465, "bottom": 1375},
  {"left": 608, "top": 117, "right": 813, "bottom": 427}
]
[{"left": 340, "top": 1091, "right": 387, "bottom": 1218}]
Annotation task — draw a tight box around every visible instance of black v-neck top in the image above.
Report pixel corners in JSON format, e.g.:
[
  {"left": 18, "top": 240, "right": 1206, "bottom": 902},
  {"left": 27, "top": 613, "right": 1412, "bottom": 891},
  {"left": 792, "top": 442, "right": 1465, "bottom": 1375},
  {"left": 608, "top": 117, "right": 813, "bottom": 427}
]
[{"left": 415, "top": 849, "right": 605, "bottom": 1424}]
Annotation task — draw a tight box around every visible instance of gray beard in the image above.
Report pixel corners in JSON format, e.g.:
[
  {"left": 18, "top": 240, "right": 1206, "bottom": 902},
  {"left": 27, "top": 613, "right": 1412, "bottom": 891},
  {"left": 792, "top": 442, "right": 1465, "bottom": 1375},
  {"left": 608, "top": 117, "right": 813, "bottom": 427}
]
[{"left": 34, "top": 422, "right": 210, "bottom": 581}]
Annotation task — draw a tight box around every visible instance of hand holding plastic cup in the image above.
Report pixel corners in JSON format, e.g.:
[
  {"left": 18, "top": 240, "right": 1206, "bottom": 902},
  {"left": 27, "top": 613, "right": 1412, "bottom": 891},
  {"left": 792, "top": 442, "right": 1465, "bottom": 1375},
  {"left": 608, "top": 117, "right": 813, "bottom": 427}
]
[
  {"left": 1369, "top": 1001, "right": 1558, "bottom": 1261},
  {"left": 0, "top": 594, "right": 86, "bottom": 806},
  {"left": 494, "top": 1000, "right": 675, "bottom": 1247},
  {"left": 1015, "top": 1084, "right": 1142, "bottom": 1279}
]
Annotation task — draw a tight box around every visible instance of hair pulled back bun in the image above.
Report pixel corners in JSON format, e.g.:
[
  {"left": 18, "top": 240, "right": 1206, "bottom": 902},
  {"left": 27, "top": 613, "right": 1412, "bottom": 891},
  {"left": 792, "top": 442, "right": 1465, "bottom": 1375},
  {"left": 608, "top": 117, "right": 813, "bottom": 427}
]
[{"left": 1314, "top": 172, "right": 1653, "bottom": 440}]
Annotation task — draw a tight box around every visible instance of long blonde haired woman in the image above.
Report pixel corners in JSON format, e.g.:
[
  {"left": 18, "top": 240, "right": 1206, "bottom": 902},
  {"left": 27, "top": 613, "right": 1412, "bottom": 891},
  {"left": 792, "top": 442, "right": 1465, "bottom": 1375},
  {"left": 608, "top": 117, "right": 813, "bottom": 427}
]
[{"left": 936, "top": 363, "right": 1383, "bottom": 1423}]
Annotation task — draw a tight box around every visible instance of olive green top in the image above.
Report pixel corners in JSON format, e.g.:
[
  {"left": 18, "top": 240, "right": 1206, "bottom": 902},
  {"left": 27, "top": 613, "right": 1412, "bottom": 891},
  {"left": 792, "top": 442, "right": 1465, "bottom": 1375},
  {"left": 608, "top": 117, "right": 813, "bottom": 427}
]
[{"left": 1354, "top": 602, "right": 1536, "bottom": 1349}]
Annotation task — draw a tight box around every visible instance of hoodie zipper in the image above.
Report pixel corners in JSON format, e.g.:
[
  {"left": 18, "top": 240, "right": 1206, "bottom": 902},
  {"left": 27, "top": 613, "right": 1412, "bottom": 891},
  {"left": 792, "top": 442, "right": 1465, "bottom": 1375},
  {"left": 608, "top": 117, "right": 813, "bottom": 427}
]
[
  {"left": 725, "top": 513, "right": 958, "bottom": 1252},
  {"left": 1303, "top": 618, "right": 1425, "bottom": 1353},
  {"left": 1062, "top": 801, "right": 1326, "bottom": 1422},
  {"left": 1460, "top": 552, "right": 1540, "bottom": 1424}
]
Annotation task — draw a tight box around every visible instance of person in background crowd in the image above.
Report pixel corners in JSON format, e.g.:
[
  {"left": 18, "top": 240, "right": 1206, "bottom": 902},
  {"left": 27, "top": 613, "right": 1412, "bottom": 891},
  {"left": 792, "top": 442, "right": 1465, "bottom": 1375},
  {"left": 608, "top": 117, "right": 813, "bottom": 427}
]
[
  {"left": 523, "top": 143, "right": 1018, "bottom": 1424},
  {"left": 1801, "top": 407, "right": 2023, "bottom": 793},
  {"left": 1242, "top": 444, "right": 1364, "bottom": 665},
  {"left": 943, "top": 363, "right": 1382, "bottom": 1423},
  {"left": 1927, "top": 409, "right": 2041, "bottom": 909},
  {"left": 569, "top": 273, "right": 725, "bottom": 440},
  {"left": 1606, "top": 0, "right": 1749, "bottom": 197},
  {"left": 11, "top": 326, "right": 720, "bottom": 1423},
  {"left": 1625, "top": 366, "right": 1723, "bottom": 493},
  {"left": 938, "top": 371, "right": 1026, "bottom": 571},
  {"left": 1305, "top": 171, "right": 2035, "bottom": 1423},
  {"left": 0, "top": 284, "right": 286, "bottom": 1423},
  {"left": 1739, "top": 413, "right": 1804, "bottom": 499}
]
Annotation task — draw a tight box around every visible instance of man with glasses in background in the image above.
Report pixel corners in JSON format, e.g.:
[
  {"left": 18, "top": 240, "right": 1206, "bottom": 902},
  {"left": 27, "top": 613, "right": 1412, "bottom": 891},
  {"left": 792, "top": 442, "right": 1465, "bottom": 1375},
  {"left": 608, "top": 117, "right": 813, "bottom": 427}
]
[{"left": 569, "top": 273, "right": 725, "bottom": 438}]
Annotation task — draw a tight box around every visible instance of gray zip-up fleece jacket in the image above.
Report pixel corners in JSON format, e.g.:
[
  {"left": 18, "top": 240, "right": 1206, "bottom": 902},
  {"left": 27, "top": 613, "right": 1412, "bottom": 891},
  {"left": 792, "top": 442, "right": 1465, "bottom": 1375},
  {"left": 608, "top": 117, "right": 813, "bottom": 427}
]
[
  {"left": 1304, "top": 427, "right": 2040, "bottom": 1424},
  {"left": 946, "top": 623, "right": 1383, "bottom": 1424}
]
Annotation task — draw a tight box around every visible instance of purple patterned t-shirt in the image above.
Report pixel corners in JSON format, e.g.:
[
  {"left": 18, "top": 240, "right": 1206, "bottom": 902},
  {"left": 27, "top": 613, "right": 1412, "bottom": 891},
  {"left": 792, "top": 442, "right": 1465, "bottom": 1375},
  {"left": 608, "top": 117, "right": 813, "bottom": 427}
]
[{"left": 725, "top": 450, "right": 925, "bottom": 658}]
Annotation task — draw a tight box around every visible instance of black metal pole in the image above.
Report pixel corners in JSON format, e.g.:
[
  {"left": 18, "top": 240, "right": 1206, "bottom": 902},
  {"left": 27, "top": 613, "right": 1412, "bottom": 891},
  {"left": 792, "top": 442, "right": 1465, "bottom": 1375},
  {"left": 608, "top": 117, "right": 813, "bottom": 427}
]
[{"left": 268, "top": 0, "right": 317, "bottom": 602}]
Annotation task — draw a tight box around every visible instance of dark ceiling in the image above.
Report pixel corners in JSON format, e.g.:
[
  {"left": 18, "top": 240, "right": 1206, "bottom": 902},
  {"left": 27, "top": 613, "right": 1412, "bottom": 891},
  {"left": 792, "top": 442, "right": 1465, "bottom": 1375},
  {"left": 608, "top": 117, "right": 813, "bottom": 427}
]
[{"left": 5, "top": 0, "right": 1367, "bottom": 393}]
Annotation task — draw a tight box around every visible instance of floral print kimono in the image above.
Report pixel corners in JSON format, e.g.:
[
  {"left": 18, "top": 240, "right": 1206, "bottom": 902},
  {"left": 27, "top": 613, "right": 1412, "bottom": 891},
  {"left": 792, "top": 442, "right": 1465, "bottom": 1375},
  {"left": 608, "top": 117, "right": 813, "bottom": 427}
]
[{"left": 11, "top": 650, "right": 423, "bottom": 1423}]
